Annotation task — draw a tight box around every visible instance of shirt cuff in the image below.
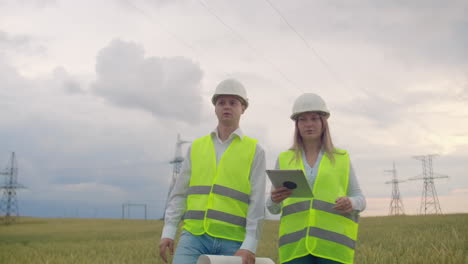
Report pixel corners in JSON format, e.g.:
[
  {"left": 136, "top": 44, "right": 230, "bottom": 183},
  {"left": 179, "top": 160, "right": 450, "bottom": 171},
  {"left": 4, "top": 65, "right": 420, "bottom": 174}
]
[
  {"left": 268, "top": 195, "right": 274, "bottom": 203},
  {"left": 349, "top": 196, "right": 364, "bottom": 212},
  {"left": 240, "top": 235, "right": 258, "bottom": 253},
  {"left": 266, "top": 195, "right": 283, "bottom": 214},
  {"left": 161, "top": 224, "right": 178, "bottom": 240},
  {"left": 349, "top": 197, "right": 356, "bottom": 209}
]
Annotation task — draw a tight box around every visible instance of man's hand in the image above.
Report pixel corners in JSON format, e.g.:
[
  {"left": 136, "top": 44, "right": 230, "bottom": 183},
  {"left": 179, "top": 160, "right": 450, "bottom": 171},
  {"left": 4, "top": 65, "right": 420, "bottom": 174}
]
[
  {"left": 234, "top": 249, "right": 256, "bottom": 264},
  {"left": 159, "top": 238, "right": 174, "bottom": 264},
  {"left": 333, "top": 196, "right": 353, "bottom": 214}
]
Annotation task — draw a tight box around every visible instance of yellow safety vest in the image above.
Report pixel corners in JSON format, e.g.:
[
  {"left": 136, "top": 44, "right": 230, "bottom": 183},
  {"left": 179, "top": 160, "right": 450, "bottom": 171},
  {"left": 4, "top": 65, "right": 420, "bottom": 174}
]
[
  {"left": 183, "top": 134, "right": 257, "bottom": 241},
  {"left": 278, "top": 150, "right": 359, "bottom": 264}
]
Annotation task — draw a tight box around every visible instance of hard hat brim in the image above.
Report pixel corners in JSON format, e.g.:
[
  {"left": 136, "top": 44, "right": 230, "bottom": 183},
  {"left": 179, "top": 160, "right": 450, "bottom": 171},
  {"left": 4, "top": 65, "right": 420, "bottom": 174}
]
[
  {"left": 212, "top": 94, "right": 249, "bottom": 108},
  {"left": 290, "top": 111, "right": 330, "bottom": 120}
]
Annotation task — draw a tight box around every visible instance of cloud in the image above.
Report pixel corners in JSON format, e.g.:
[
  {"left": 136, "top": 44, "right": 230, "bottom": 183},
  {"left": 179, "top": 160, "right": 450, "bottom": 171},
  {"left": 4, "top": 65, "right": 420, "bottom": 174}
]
[
  {"left": 0, "top": 30, "right": 46, "bottom": 55},
  {"left": 339, "top": 90, "right": 403, "bottom": 128},
  {"left": 118, "top": 0, "right": 187, "bottom": 9},
  {"left": 272, "top": 1, "right": 468, "bottom": 67},
  {"left": 4, "top": 0, "right": 57, "bottom": 8},
  {"left": 49, "top": 182, "right": 126, "bottom": 200},
  {"left": 0, "top": 55, "right": 28, "bottom": 90},
  {"left": 452, "top": 188, "right": 468, "bottom": 194},
  {"left": 92, "top": 39, "right": 204, "bottom": 124},
  {"left": 52, "top": 67, "right": 84, "bottom": 94},
  {"left": 363, "top": 1, "right": 468, "bottom": 65},
  {"left": 0, "top": 54, "right": 179, "bottom": 218}
]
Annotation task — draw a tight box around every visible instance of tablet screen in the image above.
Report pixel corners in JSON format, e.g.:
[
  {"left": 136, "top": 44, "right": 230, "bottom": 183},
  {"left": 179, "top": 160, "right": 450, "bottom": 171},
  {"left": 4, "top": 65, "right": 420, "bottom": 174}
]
[{"left": 266, "top": 169, "right": 313, "bottom": 198}]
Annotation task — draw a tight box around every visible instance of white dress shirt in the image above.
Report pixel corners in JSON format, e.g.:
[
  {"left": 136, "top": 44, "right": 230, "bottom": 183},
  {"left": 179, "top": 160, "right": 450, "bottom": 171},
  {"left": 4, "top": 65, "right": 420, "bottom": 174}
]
[
  {"left": 266, "top": 149, "right": 366, "bottom": 214},
  {"left": 161, "top": 128, "right": 266, "bottom": 253}
]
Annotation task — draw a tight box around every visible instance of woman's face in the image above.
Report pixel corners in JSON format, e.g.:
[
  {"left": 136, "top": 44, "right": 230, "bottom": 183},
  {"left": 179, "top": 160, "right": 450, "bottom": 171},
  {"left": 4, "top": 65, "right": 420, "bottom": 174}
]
[{"left": 297, "top": 112, "right": 323, "bottom": 142}]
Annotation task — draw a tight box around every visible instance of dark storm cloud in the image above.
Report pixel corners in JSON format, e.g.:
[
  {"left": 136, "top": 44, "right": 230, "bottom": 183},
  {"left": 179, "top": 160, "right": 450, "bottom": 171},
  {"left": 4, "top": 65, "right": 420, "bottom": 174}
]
[{"left": 92, "top": 39, "right": 204, "bottom": 124}]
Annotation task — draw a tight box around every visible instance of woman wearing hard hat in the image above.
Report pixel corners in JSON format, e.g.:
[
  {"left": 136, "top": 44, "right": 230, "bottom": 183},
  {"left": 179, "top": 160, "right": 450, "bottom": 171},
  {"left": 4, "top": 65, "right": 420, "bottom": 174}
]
[{"left": 266, "top": 93, "right": 366, "bottom": 264}]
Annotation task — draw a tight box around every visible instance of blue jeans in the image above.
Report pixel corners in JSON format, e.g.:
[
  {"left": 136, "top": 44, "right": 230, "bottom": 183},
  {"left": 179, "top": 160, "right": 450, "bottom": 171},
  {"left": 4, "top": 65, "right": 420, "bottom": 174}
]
[
  {"left": 283, "top": 254, "right": 342, "bottom": 264},
  {"left": 173, "top": 230, "right": 242, "bottom": 264}
]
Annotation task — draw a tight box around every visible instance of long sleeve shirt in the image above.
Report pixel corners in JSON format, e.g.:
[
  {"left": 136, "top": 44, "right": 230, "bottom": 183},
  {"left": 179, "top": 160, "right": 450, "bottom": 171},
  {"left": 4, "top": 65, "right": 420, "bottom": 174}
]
[
  {"left": 266, "top": 149, "right": 366, "bottom": 214},
  {"left": 161, "top": 128, "right": 266, "bottom": 253}
]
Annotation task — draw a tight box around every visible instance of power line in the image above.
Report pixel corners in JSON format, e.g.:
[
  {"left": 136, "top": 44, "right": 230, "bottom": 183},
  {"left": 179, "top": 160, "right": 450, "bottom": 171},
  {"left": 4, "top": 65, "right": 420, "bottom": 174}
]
[
  {"left": 384, "top": 162, "right": 405, "bottom": 216},
  {"left": 122, "top": 0, "right": 233, "bottom": 78},
  {"left": 0, "top": 152, "right": 26, "bottom": 225},
  {"left": 263, "top": 0, "right": 379, "bottom": 122},
  {"left": 123, "top": 0, "right": 199, "bottom": 54},
  {"left": 409, "top": 154, "right": 449, "bottom": 215},
  {"left": 164, "top": 134, "right": 190, "bottom": 219},
  {"left": 264, "top": 0, "right": 344, "bottom": 86},
  {"left": 197, "top": 0, "right": 303, "bottom": 92},
  {"left": 122, "top": 202, "right": 147, "bottom": 220}
]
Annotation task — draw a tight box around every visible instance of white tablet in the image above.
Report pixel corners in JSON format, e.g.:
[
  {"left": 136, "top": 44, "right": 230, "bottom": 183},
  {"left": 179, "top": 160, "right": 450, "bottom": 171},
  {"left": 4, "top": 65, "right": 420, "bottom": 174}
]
[{"left": 266, "top": 169, "right": 313, "bottom": 198}]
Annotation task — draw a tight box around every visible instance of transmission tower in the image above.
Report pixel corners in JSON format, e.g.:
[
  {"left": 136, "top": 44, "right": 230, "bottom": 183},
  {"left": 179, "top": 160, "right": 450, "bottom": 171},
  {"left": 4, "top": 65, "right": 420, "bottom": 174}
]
[
  {"left": 384, "top": 162, "right": 405, "bottom": 216},
  {"left": 0, "top": 152, "right": 25, "bottom": 224},
  {"left": 409, "top": 154, "right": 448, "bottom": 215},
  {"left": 163, "top": 134, "right": 190, "bottom": 218},
  {"left": 122, "top": 202, "right": 147, "bottom": 220}
]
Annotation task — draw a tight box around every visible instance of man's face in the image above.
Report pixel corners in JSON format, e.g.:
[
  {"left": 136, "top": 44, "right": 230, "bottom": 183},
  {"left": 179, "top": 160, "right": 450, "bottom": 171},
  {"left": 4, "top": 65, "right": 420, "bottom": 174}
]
[{"left": 214, "top": 95, "right": 245, "bottom": 125}]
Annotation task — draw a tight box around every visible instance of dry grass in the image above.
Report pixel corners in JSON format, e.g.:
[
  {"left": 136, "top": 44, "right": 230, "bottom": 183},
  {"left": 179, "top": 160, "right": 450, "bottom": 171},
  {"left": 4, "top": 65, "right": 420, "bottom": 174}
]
[{"left": 1, "top": 214, "right": 467, "bottom": 263}]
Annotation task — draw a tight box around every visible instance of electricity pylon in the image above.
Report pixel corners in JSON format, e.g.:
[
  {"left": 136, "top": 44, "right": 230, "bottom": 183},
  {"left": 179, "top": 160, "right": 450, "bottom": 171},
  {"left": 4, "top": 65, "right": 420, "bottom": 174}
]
[
  {"left": 0, "top": 152, "right": 25, "bottom": 224},
  {"left": 384, "top": 162, "right": 405, "bottom": 216},
  {"left": 122, "top": 202, "right": 147, "bottom": 220},
  {"left": 163, "top": 134, "right": 190, "bottom": 218},
  {"left": 409, "top": 154, "right": 448, "bottom": 215}
]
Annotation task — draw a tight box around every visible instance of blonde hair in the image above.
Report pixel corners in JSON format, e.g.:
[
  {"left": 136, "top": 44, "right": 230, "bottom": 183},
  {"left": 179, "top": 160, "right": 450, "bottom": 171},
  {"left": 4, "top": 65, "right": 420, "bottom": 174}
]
[{"left": 289, "top": 114, "right": 343, "bottom": 165}]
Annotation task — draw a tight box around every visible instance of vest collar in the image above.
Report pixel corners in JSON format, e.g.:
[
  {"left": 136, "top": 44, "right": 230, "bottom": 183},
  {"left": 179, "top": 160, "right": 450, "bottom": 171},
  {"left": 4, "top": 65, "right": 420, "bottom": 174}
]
[{"left": 211, "top": 127, "right": 244, "bottom": 143}]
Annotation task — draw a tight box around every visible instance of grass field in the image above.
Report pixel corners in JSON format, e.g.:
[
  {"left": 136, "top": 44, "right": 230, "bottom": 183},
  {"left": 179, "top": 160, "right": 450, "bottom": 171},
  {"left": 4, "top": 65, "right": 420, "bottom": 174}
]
[{"left": 1, "top": 214, "right": 467, "bottom": 264}]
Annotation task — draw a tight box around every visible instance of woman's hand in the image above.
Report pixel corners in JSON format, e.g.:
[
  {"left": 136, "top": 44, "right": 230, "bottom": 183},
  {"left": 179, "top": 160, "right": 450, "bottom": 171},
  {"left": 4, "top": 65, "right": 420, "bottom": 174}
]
[
  {"left": 271, "top": 186, "right": 293, "bottom": 203},
  {"left": 333, "top": 197, "right": 353, "bottom": 214}
]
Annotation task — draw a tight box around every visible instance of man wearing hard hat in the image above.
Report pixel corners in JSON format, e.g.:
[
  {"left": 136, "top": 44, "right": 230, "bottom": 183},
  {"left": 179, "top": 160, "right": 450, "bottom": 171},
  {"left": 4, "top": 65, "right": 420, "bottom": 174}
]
[{"left": 159, "top": 79, "right": 266, "bottom": 264}]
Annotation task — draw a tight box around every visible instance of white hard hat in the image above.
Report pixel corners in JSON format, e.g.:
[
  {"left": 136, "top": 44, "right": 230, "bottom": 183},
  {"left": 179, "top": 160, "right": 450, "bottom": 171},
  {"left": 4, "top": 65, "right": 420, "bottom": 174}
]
[
  {"left": 291, "top": 93, "right": 330, "bottom": 120},
  {"left": 211, "top": 79, "right": 249, "bottom": 108}
]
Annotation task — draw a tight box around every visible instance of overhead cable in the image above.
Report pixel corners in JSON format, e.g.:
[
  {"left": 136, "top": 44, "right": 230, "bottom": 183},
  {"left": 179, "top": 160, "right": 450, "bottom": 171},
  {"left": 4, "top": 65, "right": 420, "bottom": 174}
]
[
  {"left": 264, "top": 0, "right": 344, "bottom": 86},
  {"left": 197, "top": 0, "right": 303, "bottom": 92}
]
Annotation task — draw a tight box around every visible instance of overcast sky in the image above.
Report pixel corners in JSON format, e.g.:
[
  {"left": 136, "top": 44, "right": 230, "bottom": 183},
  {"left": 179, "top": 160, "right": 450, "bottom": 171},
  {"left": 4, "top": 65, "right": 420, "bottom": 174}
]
[{"left": 1, "top": 0, "right": 467, "bottom": 219}]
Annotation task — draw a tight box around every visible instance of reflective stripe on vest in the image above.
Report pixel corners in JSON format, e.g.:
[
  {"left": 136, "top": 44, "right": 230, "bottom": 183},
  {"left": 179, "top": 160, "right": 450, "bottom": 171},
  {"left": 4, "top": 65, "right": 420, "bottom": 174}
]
[
  {"left": 282, "top": 200, "right": 359, "bottom": 223},
  {"left": 278, "top": 149, "right": 358, "bottom": 264},
  {"left": 183, "top": 134, "right": 257, "bottom": 241},
  {"left": 187, "top": 184, "right": 250, "bottom": 204},
  {"left": 184, "top": 209, "right": 247, "bottom": 227},
  {"left": 279, "top": 227, "right": 356, "bottom": 249}
]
